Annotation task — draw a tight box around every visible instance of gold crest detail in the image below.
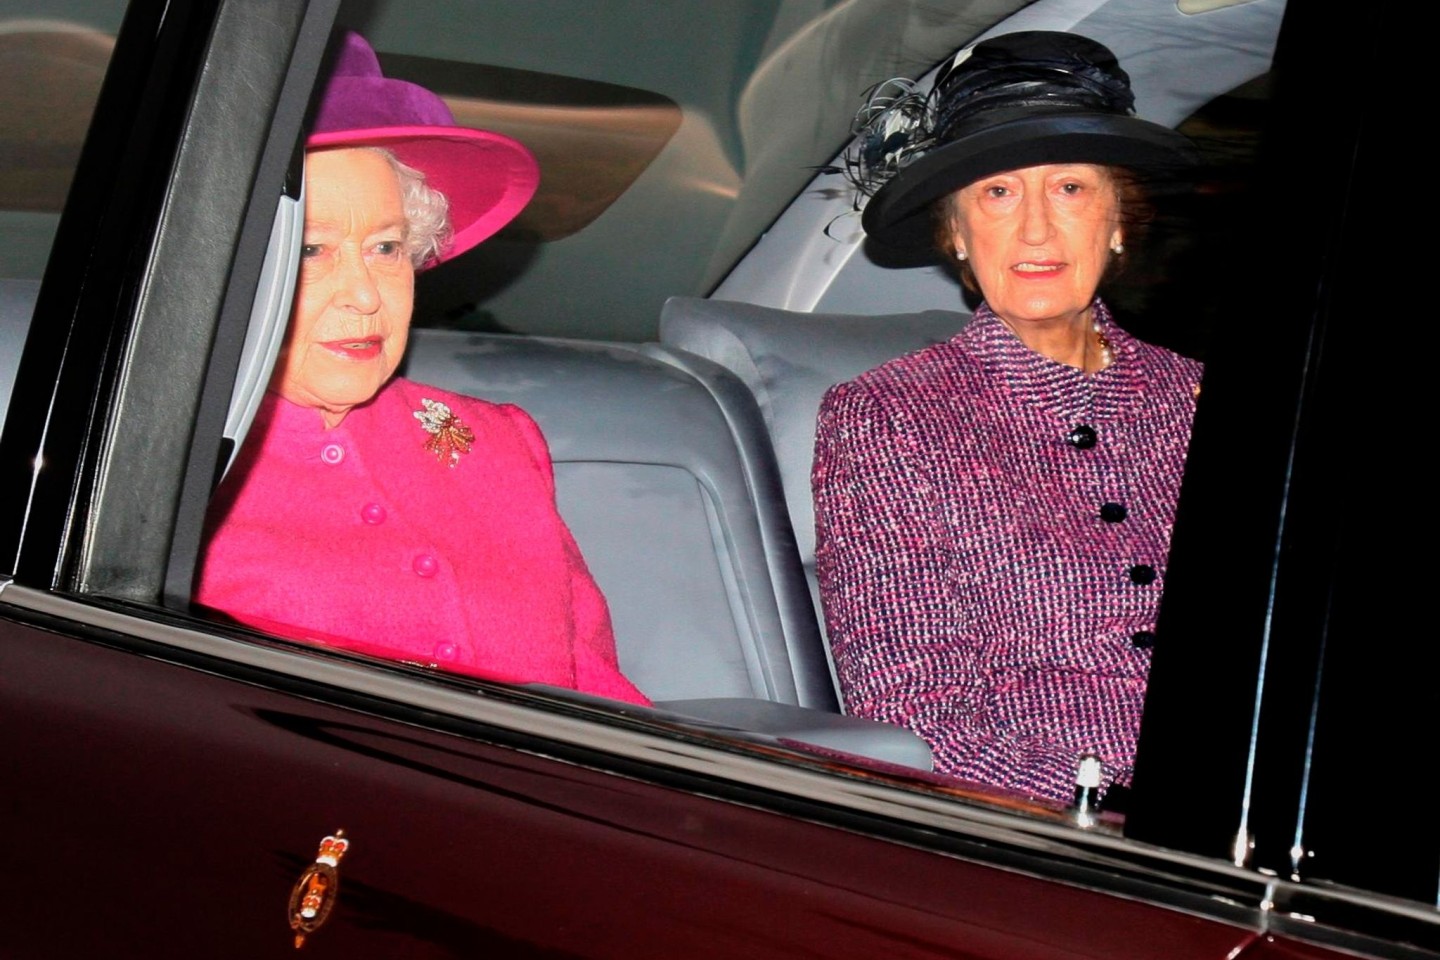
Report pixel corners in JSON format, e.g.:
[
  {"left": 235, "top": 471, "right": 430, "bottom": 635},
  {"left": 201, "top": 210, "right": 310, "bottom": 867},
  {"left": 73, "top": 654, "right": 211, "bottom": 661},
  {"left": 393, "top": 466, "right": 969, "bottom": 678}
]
[{"left": 289, "top": 830, "right": 350, "bottom": 948}]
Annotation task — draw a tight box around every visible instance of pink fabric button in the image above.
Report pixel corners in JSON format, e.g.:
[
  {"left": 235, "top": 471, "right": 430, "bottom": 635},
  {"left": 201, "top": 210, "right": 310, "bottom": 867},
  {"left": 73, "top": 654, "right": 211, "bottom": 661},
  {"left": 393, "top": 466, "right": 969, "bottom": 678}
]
[
  {"left": 433, "top": 641, "right": 459, "bottom": 662},
  {"left": 412, "top": 553, "right": 439, "bottom": 577},
  {"left": 361, "top": 502, "right": 387, "bottom": 525},
  {"left": 320, "top": 443, "right": 345, "bottom": 465}
]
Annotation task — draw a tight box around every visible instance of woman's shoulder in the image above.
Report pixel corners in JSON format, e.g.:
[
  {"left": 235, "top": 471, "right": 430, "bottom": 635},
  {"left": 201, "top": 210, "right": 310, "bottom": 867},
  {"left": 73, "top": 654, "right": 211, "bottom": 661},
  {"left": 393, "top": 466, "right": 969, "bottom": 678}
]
[
  {"left": 830, "top": 336, "right": 978, "bottom": 407},
  {"left": 382, "top": 377, "right": 527, "bottom": 419},
  {"left": 373, "top": 377, "right": 553, "bottom": 467},
  {"left": 817, "top": 339, "right": 983, "bottom": 455},
  {"left": 383, "top": 377, "right": 541, "bottom": 434},
  {"left": 1124, "top": 337, "right": 1204, "bottom": 390}
]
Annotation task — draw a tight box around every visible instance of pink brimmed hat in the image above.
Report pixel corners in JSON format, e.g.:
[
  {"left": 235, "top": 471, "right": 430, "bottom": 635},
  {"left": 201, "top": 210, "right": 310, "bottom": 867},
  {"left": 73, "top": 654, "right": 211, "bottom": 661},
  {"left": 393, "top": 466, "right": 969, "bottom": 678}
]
[{"left": 308, "top": 31, "right": 539, "bottom": 264}]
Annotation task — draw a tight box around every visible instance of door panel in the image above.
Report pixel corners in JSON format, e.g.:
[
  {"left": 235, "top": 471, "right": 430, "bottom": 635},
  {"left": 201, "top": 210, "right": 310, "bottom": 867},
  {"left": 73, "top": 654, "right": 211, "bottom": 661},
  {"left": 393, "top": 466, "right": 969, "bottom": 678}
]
[{"left": 2, "top": 609, "right": 1256, "bottom": 958}]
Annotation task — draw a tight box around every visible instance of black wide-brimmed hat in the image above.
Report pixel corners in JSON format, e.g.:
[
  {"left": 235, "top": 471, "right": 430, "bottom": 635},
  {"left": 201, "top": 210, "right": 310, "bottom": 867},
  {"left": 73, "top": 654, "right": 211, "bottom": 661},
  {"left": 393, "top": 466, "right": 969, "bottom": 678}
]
[{"left": 851, "top": 31, "right": 1197, "bottom": 250}]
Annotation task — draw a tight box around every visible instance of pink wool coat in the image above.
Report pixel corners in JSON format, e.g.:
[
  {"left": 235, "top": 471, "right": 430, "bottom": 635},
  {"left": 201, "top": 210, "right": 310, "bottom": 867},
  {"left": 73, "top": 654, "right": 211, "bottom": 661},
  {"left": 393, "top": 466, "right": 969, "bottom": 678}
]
[{"left": 196, "top": 378, "right": 648, "bottom": 705}]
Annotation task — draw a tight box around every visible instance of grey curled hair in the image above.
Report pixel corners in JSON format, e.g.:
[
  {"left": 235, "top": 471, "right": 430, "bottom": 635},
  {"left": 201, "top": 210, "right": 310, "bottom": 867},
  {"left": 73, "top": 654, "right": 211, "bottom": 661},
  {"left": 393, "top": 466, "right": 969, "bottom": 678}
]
[{"left": 370, "top": 147, "right": 453, "bottom": 269}]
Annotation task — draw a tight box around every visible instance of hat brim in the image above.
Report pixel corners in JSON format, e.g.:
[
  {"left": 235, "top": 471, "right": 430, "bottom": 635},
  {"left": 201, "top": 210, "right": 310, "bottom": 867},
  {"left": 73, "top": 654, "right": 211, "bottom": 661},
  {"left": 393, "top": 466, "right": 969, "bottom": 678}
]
[
  {"left": 861, "top": 113, "right": 1196, "bottom": 251},
  {"left": 308, "top": 125, "right": 540, "bottom": 264}
]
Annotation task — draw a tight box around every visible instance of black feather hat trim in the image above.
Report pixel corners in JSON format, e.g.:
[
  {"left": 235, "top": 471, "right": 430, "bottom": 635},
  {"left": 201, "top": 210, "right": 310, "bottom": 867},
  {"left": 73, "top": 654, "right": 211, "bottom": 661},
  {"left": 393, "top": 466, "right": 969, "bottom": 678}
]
[{"left": 843, "top": 31, "right": 1197, "bottom": 251}]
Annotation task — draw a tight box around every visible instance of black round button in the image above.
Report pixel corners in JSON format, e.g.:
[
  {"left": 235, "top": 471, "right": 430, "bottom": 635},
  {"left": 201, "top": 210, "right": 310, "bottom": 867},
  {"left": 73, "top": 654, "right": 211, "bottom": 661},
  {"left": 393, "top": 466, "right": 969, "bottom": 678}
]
[
  {"left": 1099, "top": 502, "right": 1128, "bottom": 523},
  {"left": 1130, "top": 630, "right": 1155, "bottom": 649},
  {"left": 1128, "top": 564, "right": 1157, "bottom": 585},
  {"left": 1066, "top": 425, "right": 1097, "bottom": 450}
]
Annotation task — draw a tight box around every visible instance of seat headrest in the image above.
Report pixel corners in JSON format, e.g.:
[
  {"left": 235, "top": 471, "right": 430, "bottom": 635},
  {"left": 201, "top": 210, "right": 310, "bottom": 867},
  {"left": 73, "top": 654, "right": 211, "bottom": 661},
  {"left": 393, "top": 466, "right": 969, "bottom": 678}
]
[{"left": 660, "top": 297, "right": 967, "bottom": 562}]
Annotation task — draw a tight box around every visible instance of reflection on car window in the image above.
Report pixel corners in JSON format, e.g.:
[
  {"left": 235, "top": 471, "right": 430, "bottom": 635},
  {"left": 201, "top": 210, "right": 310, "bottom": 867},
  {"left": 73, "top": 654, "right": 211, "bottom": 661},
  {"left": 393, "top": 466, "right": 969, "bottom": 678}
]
[
  {"left": 0, "top": 10, "right": 124, "bottom": 432},
  {"left": 0, "top": 14, "right": 120, "bottom": 281},
  {"left": 193, "top": 7, "right": 1284, "bottom": 807},
  {"left": 337, "top": 2, "right": 1034, "bottom": 342}
]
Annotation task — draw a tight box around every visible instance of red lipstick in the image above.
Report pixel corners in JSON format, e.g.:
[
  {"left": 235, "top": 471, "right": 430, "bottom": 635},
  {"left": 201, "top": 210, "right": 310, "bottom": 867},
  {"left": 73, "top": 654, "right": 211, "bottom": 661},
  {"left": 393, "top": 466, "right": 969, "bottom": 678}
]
[{"left": 319, "top": 337, "right": 383, "bottom": 360}]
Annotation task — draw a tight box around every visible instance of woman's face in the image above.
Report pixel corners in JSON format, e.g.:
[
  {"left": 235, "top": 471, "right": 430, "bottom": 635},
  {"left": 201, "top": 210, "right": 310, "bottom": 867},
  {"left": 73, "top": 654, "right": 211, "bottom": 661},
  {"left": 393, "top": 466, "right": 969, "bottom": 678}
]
[
  {"left": 274, "top": 147, "right": 415, "bottom": 427},
  {"left": 946, "top": 163, "right": 1121, "bottom": 331}
]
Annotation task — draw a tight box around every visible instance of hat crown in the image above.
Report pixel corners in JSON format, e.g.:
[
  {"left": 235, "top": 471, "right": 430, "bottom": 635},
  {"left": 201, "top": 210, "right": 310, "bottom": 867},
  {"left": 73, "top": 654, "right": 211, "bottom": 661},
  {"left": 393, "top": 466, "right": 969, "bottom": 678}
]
[
  {"left": 302, "top": 31, "right": 540, "bottom": 265},
  {"left": 312, "top": 31, "right": 458, "bottom": 137},
  {"left": 933, "top": 31, "right": 1135, "bottom": 143},
  {"left": 330, "top": 28, "right": 381, "bottom": 78}
]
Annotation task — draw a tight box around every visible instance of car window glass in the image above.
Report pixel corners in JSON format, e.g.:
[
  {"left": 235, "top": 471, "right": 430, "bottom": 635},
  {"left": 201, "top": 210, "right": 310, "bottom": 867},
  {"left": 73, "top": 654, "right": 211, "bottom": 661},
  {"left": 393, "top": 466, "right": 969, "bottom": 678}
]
[
  {"left": 0, "top": 7, "right": 122, "bottom": 282},
  {"left": 1105, "top": 72, "right": 1271, "bottom": 362},
  {"left": 186, "top": 1, "right": 1048, "bottom": 710},
  {"left": 187, "top": 3, "right": 1275, "bottom": 796},
  {"left": 0, "top": 5, "right": 124, "bottom": 430},
  {"left": 340, "top": 1, "right": 1031, "bottom": 341}
]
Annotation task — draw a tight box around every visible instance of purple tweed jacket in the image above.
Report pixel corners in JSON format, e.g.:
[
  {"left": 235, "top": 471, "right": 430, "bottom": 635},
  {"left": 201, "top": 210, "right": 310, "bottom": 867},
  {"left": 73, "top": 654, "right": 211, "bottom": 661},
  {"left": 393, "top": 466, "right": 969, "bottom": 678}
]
[{"left": 812, "top": 301, "right": 1201, "bottom": 803}]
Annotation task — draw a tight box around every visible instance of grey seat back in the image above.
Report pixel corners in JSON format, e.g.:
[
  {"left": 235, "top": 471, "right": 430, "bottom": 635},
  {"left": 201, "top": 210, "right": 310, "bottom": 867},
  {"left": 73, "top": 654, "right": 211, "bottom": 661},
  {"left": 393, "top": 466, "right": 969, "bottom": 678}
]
[
  {"left": 658, "top": 296, "right": 967, "bottom": 585},
  {"left": 402, "top": 329, "right": 837, "bottom": 709}
]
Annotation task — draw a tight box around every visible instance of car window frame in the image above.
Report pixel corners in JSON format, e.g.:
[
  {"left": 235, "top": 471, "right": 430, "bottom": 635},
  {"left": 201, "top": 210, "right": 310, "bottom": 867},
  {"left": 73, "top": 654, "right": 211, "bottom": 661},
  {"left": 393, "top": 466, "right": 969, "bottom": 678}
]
[
  {"left": 1126, "top": 0, "right": 1439, "bottom": 917},
  {"left": 0, "top": 0, "right": 339, "bottom": 598},
  {"left": 0, "top": 0, "right": 218, "bottom": 586}
]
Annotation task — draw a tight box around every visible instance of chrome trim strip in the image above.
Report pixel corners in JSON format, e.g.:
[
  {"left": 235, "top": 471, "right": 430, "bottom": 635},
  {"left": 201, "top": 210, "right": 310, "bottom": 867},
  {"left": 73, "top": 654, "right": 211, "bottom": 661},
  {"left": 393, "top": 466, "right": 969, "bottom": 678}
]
[{"left": 1266, "top": 881, "right": 1440, "bottom": 957}]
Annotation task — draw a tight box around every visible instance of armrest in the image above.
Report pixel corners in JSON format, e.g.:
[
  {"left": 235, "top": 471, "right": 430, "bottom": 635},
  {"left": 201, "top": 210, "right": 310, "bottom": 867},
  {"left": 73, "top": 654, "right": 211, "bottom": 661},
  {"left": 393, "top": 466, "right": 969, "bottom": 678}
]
[
  {"left": 520, "top": 684, "right": 933, "bottom": 771},
  {"left": 656, "top": 697, "right": 933, "bottom": 771}
]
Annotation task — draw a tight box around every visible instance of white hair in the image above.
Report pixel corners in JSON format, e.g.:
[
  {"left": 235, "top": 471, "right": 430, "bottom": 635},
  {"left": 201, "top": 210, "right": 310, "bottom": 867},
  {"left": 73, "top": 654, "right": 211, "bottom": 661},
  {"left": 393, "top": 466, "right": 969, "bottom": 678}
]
[{"left": 371, "top": 147, "right": 453, "bottom": 268}]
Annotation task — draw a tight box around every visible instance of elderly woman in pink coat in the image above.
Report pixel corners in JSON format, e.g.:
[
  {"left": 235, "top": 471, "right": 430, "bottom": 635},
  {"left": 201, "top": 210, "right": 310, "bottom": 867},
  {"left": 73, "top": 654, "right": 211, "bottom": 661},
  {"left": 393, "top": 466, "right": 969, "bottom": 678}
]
[{"left": 196, "top": 33, "right": 647, "bottom": 705}]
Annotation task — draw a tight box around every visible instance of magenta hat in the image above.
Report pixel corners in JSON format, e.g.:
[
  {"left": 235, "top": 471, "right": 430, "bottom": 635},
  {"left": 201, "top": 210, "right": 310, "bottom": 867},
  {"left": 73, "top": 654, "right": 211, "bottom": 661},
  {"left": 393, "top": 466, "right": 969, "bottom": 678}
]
[{"left": 308, "top": 32, "right": 539, "bottom": 263}]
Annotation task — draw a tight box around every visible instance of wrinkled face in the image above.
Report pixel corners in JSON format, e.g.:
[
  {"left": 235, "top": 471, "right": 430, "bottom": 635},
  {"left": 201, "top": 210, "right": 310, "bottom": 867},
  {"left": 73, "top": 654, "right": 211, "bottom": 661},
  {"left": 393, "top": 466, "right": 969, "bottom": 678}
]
[
  {"left": 274, "top": 147, "right": 414, "bottom": 427},
  {"left": 947, "top": 163, "right": 1121, "bottom": 330}
]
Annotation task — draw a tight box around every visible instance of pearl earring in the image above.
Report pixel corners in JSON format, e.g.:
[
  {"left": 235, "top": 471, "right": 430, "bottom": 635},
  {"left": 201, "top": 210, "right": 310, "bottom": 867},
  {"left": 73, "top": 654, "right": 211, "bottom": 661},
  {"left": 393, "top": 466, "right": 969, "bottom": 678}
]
[
  {"left": 1111, "top": 240, "right": 1124, "bottom": 255},
  {"left": 956, "top": 249, "right": 968, "bottom": 261}
]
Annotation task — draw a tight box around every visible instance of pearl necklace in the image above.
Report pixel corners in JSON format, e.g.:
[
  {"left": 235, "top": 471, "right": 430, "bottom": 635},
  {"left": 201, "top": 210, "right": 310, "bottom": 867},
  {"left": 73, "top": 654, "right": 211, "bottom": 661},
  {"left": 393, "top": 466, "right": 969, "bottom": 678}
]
[
  {"left": 996, "top": 312, "right": 1113, "bottom": 372},
  {"left": 1093, "top": 318, "right": 1113, "bottom": 371}
]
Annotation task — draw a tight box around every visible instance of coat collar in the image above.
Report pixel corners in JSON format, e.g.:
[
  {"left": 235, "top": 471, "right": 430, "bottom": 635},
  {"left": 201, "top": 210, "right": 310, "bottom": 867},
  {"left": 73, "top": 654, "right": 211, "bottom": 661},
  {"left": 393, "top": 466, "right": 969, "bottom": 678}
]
[{"left": 960, "top": 299, "right": 1148, "bottom": 422}]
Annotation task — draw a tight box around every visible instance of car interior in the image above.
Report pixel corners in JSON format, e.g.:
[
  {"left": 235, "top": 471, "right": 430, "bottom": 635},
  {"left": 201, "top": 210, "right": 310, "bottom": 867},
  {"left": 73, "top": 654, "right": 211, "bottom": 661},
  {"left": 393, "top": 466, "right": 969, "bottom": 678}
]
[{"left": 0, "top": 0, "right": 1286, "bottom": 788}]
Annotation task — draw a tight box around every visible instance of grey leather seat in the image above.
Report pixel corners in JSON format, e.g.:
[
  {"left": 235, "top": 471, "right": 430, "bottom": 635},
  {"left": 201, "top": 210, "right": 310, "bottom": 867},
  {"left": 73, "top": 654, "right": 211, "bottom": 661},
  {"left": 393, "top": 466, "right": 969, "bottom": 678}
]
[
  {"left": 657, "top": 296, "right": 968, "bottom": 667},
  {"left": 403, "top": 329, "right": 840, "bottom": 709},
  {"left": 404, "top": 328, "right": 933, "bottom": 768}
]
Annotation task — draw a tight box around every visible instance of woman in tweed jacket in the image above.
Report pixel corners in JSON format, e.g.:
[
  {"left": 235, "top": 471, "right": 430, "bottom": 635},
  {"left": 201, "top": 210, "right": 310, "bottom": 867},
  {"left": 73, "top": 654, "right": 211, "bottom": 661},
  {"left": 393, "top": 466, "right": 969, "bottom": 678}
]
[{"left": 813, "top": 32, "right": 1200, "bottom": 803}]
